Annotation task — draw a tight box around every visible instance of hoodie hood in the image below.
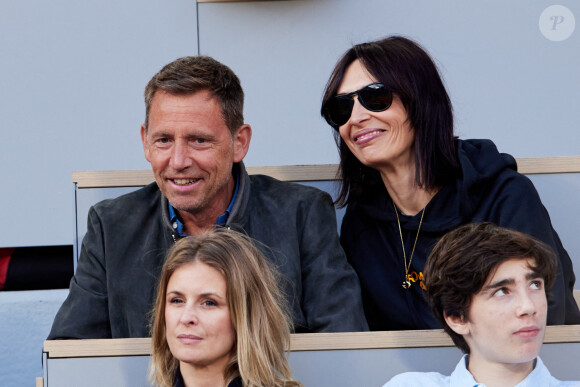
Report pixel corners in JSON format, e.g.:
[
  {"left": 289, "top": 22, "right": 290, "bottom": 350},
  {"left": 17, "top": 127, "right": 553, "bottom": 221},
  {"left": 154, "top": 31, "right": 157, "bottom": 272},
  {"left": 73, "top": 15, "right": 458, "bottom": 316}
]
[{"left": 351, "top": 139, "right": 517, "bottom": 232}]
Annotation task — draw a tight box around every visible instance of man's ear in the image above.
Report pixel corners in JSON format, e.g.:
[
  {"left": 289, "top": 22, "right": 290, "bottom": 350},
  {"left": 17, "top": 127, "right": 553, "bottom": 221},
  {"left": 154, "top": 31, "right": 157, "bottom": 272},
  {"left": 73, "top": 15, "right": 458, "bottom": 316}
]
[
  {"left": 140, "top": 124, "right": 151, "bottom": 162},
  {"left": 232, "top": 124, "right": 252, "bottom": 163},
  {"left": 444, "top": 311, "right": 470, "bottom": 336}
]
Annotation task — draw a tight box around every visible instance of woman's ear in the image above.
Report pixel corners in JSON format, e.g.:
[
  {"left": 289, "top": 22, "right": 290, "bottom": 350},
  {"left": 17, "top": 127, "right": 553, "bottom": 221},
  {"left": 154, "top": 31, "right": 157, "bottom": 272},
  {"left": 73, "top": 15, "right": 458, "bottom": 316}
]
[{"left": 444, "top": 311, "right": 470, "bottom": 336}]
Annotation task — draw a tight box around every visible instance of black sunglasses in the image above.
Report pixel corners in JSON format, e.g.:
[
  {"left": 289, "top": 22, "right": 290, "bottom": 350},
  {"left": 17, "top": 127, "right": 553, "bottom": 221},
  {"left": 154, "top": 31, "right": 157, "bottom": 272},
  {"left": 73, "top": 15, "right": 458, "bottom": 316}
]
[{"left": 322, "top": 83, "right": 393, "bottom": 128}]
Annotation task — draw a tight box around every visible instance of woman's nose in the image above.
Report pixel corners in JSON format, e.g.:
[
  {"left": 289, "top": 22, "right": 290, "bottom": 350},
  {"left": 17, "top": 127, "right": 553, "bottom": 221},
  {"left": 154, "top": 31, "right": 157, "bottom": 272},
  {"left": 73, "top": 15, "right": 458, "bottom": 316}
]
[
  {"left": 180, "top": 305, "right": 198, "bottom": 325},
  {"left": 348, "top": 96, "right": 371, "bottom": 126}
]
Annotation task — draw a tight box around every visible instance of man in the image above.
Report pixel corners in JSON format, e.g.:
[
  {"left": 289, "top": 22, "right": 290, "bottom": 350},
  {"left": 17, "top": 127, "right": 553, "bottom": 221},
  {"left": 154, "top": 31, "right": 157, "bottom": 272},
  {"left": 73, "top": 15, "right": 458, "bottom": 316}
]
[
  {"left": 385, "top": 223, "right": 580, "bottom": 386},
  {"left": 49, "top": 56, "right": 367, "bottom": 338}
]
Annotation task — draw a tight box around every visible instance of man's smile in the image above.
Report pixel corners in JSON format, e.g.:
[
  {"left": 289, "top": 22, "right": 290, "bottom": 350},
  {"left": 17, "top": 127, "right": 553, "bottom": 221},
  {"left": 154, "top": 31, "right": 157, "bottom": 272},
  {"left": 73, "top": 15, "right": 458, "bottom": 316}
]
[{"left": 171, "top": 178, "right": 200, "bottom": 185}]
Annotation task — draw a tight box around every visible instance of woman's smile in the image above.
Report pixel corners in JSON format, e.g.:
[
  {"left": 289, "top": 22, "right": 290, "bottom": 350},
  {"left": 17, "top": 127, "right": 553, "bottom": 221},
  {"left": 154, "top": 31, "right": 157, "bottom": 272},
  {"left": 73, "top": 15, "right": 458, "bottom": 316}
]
[{"left": 353, "top": 128, "right": 387, "bottom": 145}]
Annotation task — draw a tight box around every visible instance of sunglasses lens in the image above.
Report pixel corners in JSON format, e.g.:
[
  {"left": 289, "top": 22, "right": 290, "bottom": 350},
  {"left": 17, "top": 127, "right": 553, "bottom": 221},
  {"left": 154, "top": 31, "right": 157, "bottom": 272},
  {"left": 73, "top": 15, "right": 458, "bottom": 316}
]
[
  {"left": 323, "top": 84, "right": 392, "bottom": 129},
  {"left": 359, "top": 85, "right": 392, "bottom": 111},
  {"left": 324, "top": 97, "right": 353, "bottom": 127}
]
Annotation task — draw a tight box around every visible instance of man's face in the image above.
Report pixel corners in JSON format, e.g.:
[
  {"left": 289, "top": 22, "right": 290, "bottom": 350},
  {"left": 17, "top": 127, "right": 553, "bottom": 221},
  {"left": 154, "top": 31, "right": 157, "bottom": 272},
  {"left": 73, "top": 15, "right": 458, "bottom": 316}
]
[
  {"left": 451, "top": 258, "right": 547, "bottom": 371},
  {"left": 141, "top": 90, "right": 250, "bottom": 219}
]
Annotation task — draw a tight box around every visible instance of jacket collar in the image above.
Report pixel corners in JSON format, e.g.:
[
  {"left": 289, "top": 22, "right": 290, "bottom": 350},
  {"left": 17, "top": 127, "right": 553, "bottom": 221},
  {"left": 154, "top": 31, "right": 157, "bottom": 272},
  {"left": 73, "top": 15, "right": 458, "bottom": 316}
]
[{"left": 158, "top": 161, "right": 251, "bottom": 237}]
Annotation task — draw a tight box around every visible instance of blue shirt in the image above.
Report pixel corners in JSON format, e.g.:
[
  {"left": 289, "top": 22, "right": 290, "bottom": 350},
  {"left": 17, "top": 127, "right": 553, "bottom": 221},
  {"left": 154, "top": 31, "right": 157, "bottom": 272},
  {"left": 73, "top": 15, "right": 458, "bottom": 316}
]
[
  {"left": 383, "top": 355, "right": 580, "bottom": 387},
  {"left": 169, "top": 171, "right": 239, "bottom": 237}
]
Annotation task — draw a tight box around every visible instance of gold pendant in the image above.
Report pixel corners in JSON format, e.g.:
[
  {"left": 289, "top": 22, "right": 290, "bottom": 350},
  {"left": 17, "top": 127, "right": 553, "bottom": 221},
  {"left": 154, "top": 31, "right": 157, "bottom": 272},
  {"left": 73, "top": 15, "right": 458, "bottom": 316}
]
[{"left": 402, "top": 280, "right": 411, "bottom": 289}]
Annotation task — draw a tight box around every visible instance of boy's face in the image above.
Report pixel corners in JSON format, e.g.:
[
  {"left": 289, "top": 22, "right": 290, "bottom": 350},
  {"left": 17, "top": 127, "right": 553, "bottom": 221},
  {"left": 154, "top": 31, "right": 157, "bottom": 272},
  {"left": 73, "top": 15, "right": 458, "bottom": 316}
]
[{"left": 448, "top": 258, "right": 547, "bottom": 368}]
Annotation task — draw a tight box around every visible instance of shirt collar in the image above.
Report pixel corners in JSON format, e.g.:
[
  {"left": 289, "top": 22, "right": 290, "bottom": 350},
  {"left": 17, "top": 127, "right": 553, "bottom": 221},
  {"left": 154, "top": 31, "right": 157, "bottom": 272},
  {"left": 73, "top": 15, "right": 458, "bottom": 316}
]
[
  {"left": 169, "top": 168, "right": 239, "bottom": 237},
  {"left": 450, "top": 355, "right": 484, "bottom": 387},
  {"left": 216, "top": 168, "right": 239, "bottom": 226},
  {"left": 450, "top": 355, "right": 548, "bottom": 387},
  {"left": 514, "top": 357, "right": 552, "bottom": 387}
]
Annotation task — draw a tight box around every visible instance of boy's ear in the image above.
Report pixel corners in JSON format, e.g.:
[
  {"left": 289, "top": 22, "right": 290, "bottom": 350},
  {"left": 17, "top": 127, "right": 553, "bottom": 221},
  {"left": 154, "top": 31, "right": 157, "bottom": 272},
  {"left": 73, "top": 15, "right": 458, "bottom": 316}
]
[{"left": 444, "top": 312, "right": 470, "bottom": 336}]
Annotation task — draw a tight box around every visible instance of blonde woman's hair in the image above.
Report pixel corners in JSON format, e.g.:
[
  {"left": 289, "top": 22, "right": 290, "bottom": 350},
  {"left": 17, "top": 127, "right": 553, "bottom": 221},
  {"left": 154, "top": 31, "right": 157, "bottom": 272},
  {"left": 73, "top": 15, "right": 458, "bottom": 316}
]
[{"left": 149, "top": 229, "right": 302, "bottom": 387}]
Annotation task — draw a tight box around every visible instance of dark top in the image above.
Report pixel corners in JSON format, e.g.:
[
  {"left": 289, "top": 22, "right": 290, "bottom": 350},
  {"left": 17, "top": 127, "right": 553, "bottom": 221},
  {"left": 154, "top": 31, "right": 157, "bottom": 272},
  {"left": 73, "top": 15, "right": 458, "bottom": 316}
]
[
  {"left": 341, "top": 139, "right": 580, "bottom": 330},
  {"left": 173, "top": 370, "right": 243, "bottom": 387}
]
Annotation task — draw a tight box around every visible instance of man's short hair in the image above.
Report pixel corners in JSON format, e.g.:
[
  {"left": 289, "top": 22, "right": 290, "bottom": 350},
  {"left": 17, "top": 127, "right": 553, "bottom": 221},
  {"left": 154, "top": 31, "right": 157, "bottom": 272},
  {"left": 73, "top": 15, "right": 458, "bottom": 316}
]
[
  {"left": 144, "top": 56, "right": 244, "bottom": 135},
  {"left": 424, "top": 222, "right": 557, "bottom": 353}
]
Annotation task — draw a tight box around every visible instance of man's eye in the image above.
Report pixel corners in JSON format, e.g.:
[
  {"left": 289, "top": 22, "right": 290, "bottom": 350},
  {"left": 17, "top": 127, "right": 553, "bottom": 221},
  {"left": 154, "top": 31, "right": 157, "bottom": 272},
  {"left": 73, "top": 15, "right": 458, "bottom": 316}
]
[
  {"left": 494, "top": 288, "right": 507, "bottom": 297},
  {"left": 195, "top": 138, "right": 206, "bottom": 144},
  {"left": 530, "top": 280, "right": 543, "bottom": 290},
  {"left": 159, "top": 138, "right": 169, "bottom": 143}
]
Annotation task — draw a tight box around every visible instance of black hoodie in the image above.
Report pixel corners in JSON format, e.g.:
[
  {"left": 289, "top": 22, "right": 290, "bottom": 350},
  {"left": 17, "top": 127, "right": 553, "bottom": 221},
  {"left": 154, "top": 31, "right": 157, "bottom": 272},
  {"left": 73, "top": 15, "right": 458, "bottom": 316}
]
[{"left": 341, "top": 138, "right": 580, "bottom": 330}]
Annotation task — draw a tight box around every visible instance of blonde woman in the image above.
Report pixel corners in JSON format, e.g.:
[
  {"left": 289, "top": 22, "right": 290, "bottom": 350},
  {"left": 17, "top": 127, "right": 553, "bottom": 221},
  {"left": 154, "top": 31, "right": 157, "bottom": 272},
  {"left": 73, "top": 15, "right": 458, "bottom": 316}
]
[{"left": 150, "top": 229, "right": 302, "bottom": 387}]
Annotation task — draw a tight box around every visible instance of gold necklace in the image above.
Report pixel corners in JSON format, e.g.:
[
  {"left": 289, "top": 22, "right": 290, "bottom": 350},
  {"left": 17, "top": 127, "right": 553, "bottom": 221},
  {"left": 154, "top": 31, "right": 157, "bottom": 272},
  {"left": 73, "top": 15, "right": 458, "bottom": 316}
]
[{"left": 393, "top": 201, "right": 426, "bottom": 289}]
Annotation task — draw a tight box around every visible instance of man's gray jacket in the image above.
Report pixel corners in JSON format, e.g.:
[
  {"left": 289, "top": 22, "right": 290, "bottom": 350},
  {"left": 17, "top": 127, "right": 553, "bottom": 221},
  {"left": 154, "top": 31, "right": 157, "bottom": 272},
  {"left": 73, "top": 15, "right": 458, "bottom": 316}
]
[{"left": 48, "top": 162, "right": 367, "bottom": 338}]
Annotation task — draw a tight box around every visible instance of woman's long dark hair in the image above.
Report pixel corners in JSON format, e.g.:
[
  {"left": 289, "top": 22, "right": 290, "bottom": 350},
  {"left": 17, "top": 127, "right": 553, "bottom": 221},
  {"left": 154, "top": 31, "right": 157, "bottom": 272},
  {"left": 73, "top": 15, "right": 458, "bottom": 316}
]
[{"left": 321, "top": 36, "right": 460, "bottom": 207}]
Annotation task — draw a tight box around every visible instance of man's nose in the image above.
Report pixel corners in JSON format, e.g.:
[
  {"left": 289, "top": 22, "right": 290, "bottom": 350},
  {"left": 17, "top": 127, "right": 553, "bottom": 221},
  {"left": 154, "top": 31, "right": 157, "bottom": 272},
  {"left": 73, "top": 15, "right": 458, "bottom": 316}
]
[
  {"left": 170, "top": 142, "right": 192, "bottom": 170},
  {"left": 517, "top": 292, "right": 537, "bottom": 317}
]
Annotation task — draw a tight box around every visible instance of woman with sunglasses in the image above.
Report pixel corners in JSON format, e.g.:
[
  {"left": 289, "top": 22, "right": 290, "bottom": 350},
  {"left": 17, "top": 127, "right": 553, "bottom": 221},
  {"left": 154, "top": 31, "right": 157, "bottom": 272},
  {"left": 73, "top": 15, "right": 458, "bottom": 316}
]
[
  {"left": 320, "top": 36, "right": 580, "bottom": 331},
  {"left": 149, "top": 229, "right": 302, "bottom": 387}
]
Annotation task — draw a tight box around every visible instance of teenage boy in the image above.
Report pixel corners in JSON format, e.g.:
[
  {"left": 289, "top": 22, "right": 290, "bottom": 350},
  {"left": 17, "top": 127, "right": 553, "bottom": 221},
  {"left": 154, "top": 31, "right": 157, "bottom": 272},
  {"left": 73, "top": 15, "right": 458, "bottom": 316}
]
[{"left": 385, "top": 222, "right": 580, "bottom": 386}]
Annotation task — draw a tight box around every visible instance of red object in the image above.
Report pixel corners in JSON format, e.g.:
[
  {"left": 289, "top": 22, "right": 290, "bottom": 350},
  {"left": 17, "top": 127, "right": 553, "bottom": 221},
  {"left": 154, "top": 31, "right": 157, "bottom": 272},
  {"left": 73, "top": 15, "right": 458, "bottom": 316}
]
[{"left": 0, "top": 248, "right": 15, "bottom": 290}]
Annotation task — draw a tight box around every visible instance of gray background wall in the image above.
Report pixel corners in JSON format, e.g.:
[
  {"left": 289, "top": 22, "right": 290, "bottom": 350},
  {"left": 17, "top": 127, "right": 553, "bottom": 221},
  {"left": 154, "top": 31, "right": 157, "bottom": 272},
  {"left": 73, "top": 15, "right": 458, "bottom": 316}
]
[
  {"left": 0, "top": 0, "right": 578, "bottom": 248},
  {"left": 0, "top": 0, "right": 197, "bottom": 247},
  {"left": 0, "top": 1, "right": 578, "bottom": 386},
  {"left": 0, "top": 1, "right": 198, "bottom": 386}
]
